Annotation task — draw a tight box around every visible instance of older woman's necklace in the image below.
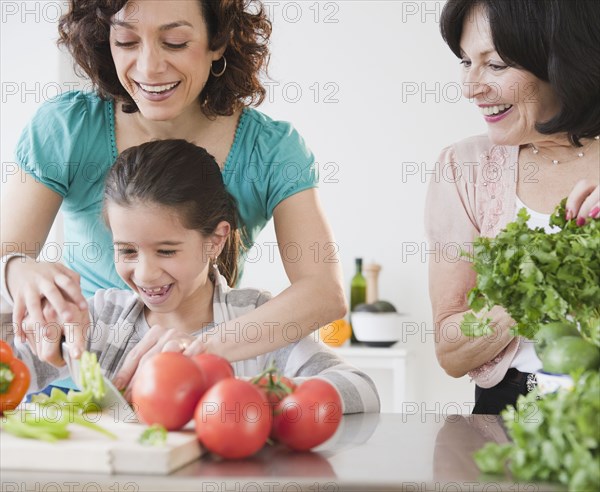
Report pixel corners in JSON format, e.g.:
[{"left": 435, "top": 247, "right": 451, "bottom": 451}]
[{"left": 529, "top": 136, "right": 600, "bottom": 165}]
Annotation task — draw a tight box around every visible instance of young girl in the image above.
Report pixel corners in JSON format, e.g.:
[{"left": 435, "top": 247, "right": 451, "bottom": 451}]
[
  {"left": 3, "top": 0, "right": 345, "bottom": 381},
  {"left": 5, "top": 140, "right": 380, "bottom": 414}
]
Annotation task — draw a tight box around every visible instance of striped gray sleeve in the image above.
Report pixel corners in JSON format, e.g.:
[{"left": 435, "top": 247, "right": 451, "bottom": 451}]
[
  {"left": 10, "top": 339, "right": 68, "bottom": 394},
  {"left": 270, "top": 336, "right": 381, "bottom": 414}
]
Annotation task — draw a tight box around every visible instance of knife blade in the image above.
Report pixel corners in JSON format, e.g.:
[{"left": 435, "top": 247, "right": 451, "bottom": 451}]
[{"left": 61, "top": 341, "right": 135, "bottom": 421}]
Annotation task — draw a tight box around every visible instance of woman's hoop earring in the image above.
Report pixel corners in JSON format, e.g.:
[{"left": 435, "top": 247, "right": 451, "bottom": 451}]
[{"left": 211, "top": 56, "right": 227, "bottom": 77}]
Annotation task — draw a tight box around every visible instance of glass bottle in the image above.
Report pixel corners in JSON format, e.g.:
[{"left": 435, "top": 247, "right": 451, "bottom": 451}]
[{"left": 350, "top": 258, "right": 367, "bottom": 344}]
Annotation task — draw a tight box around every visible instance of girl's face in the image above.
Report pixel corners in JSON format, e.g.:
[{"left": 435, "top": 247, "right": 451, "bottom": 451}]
[
  {"left": 109, "top": 0, "right": 223, "bottom": 121},
  {"left": 459, "top": 6, "right": 561, "bottom": 146},
  {"left": 107, "top": 201, "right": 222, "bottom": 314}
]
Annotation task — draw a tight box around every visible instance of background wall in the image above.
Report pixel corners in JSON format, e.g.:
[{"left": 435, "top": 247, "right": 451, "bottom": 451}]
[{"left": 1, "top": 1, "right": 487, "bottom": 413}]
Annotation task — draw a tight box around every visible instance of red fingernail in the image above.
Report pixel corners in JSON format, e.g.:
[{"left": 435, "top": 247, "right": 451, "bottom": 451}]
[
  {"left": 589, "top": 206, "right": 600, "bottom": 218},
  {"left": 576, "top": 216, "right": 586, "bottom": 226}
]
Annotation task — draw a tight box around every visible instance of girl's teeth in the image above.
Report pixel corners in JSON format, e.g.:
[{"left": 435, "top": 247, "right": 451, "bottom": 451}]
[
  {"left": 141, "top": 285, "right": 169, "bottom": 294},
  {"left": 139, "top": 82, "right": 178, "bottom": 93}
]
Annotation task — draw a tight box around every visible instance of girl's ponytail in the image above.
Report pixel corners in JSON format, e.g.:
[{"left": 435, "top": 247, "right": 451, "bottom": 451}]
[{"left": 215, "top": 194, "right": 241, "bottom": 287}]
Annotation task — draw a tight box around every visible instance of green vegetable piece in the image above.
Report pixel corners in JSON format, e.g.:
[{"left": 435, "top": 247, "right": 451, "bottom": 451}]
[
  {"left": 534, "top": 322, "right": 581, "bottom": 359},
  {"left": 2, "top": 404, "right": 116, "bottom": 442},
  {"left": 1, "top": 350, "right": 119, "bottom": 444},
  {"left": 461, "top": 198, "right": 600, "bottom": 346},
  {"left": 541, "top": 337, "right": 600, "bottom": 374},
  {"left": 460, "top": 312, "right": 494, "bottom": 338},
  {"left": 2, "top": 418, "right": 66, "bottom": 442},
  {"left": 30, "top": 386, "right": 96, "bottom": 413},
  {"left": 139, "top": 424, "right": 168, "bottom": 447},
  {"left": 66, "top": 389, "right": 96, "bottom": 410},
  {"left": 79, "top": 351, "right": 105, "bottom": 401},
  {"left": 1, "top": 410, "right": 70, "bottom": 442},
  {"left": 473, "top": 442, "right": 511, "bottom": 474},
  {"left": 472, "top": 371, "right": 600, "bottom": 491},
  {"left": 30, "top": 387, "right": 69, "bottom": 406}
]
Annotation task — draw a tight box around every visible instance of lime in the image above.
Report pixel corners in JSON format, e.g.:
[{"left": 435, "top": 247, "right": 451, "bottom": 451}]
[
  {"left": 533, "top": 322, "right": 580, "bottom": 359},
  {"left": 541, "top": 336, "right": 600, "bottom": 374}
]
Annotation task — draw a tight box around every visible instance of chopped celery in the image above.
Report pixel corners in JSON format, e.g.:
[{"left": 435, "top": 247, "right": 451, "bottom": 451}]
[
  {"left": 79, "top": 351, "right": 105, "bottom": 401},
  {"left": 138, "top": 424, "right": 168, "bottom": 446}
]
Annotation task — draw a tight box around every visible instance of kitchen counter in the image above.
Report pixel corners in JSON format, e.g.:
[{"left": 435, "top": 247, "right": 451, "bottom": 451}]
[{"left": 0, "top": 413, "right": 560, "bottom": 492}]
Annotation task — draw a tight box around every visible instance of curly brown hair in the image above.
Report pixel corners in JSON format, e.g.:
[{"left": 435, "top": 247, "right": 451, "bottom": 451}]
[{"left": 58, "top": 0, "right": 272, "bottom": 117}]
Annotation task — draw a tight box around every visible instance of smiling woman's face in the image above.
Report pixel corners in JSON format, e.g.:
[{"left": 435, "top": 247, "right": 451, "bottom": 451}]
[
  {"left": 109, "top": 0, "right": 223, "bottom": 121},
  {"left": 459, "top": 5, "right": 561, "bottom": 146}
]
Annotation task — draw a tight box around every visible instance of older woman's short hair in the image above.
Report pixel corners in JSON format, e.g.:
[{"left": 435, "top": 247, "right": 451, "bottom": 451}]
[
  {"left": 440, "top": 0, "right": 600, "bottom": 145},
  {"left": 58, "top": 0, "right": 272, "bottom": 118}
]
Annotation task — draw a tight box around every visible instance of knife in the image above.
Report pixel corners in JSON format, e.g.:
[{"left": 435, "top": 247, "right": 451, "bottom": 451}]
[{"left": 61, "top": 341, "right": 135, "bottom": 420}]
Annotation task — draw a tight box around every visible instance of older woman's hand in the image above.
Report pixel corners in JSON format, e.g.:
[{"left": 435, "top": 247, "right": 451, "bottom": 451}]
[
  {"left": 21, "top": 298, "right": 89, "bottom": 367},
  {"left": 7, "top": 256, "right": 88, "bottom": 343},
  {"left": 566, "top": 180, "right": 600, "bottom": 225}
]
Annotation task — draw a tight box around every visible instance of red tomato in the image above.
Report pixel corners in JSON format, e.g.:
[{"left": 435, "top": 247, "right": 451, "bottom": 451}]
[
  {"left": 272, "top": 379, "right": 342, "bottom": 451},
  {"left": 191, "top": 353, "right": 234, "bottom": 390},
  {"left": 132, "top": 352, "right": 206, "bottom": 430},
  {"left": 195, "top": 378, "right": 271, "bottom": 459},
  {"left": 254, "top": 374, "right": 297, "bottom": 411}
]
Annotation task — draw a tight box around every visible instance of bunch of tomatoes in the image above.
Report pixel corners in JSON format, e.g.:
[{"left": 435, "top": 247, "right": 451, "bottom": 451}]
[{"left": 132, "top": 352, "right": 343, "bottom": 459}]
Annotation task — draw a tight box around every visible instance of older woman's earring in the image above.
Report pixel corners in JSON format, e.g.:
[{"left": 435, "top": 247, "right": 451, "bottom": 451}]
[{"left": 211, "top": 56, "right": 227, "bottom": 77}]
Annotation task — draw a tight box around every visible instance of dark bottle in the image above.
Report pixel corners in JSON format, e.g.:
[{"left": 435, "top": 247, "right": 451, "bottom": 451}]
[{"left": 350, "top": 258, "right": 367, "bottom": 344}]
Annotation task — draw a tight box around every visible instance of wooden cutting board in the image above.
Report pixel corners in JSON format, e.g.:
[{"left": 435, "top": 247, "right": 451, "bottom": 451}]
[{"left": 0, "top": 410, "right": 203, "bottom": 475}]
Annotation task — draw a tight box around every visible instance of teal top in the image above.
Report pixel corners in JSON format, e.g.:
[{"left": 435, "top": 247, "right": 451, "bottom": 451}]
[{"left": 16, "top": 91, "right": 318, "bottom": 297}]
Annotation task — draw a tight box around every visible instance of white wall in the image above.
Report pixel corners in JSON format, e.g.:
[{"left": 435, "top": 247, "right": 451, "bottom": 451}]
[
  {"left": 1, "top": 1, "right": 67, "bottom": 249},
  {"left": 1, "top": 1, "right": 487, "bottom": 413}
]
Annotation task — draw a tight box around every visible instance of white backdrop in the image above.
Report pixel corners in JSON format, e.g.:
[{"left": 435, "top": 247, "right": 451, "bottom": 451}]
[{"left": 1, "top": 1, "right": 488, "bottom": 412}]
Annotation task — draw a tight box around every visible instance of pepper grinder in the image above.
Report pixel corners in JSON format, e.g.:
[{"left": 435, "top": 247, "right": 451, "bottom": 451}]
[{"left": 364, "top": 262, "right": 382, "bottom": 304}]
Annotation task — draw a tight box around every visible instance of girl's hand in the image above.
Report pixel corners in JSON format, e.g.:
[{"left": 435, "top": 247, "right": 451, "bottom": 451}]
[
  {"left": 113, "top": 324, "right": 196, "bottom": 399},
  {"left": 182, "top": 336, "right": 209, "bottom": 357},
  {"left": 22, "top": 298, "right": 90, "bottom": 367},
  {"left": 565, "top": 180, "right": 600, "bottom": 225},
  {"left": 6, "top": 256, "right": 88, "bottom": 341}
]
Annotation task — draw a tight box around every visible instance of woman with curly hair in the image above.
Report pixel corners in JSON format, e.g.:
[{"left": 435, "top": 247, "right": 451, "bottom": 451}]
[{"left": 1, "top": 0, "right": 346, "bottom": 390}]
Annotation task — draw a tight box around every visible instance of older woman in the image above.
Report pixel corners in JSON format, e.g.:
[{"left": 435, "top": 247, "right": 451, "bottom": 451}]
[
  {"left": 426, "top": 0, "right": 599, "bottom": 414},
  {"left": 0, "top": 0, "right": 345, "bottom": 390}
]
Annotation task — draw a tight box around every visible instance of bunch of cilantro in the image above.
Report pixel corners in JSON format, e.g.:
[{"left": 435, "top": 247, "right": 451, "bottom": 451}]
[
  {"left": 461, "top": 199, "right": 600, "bottom": 346},
  {"left": 474, "top": 371, "right": 599, "bottom": 491},
  {"left": 460, "top": 199, "right": 600, "bottom": 491}
]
